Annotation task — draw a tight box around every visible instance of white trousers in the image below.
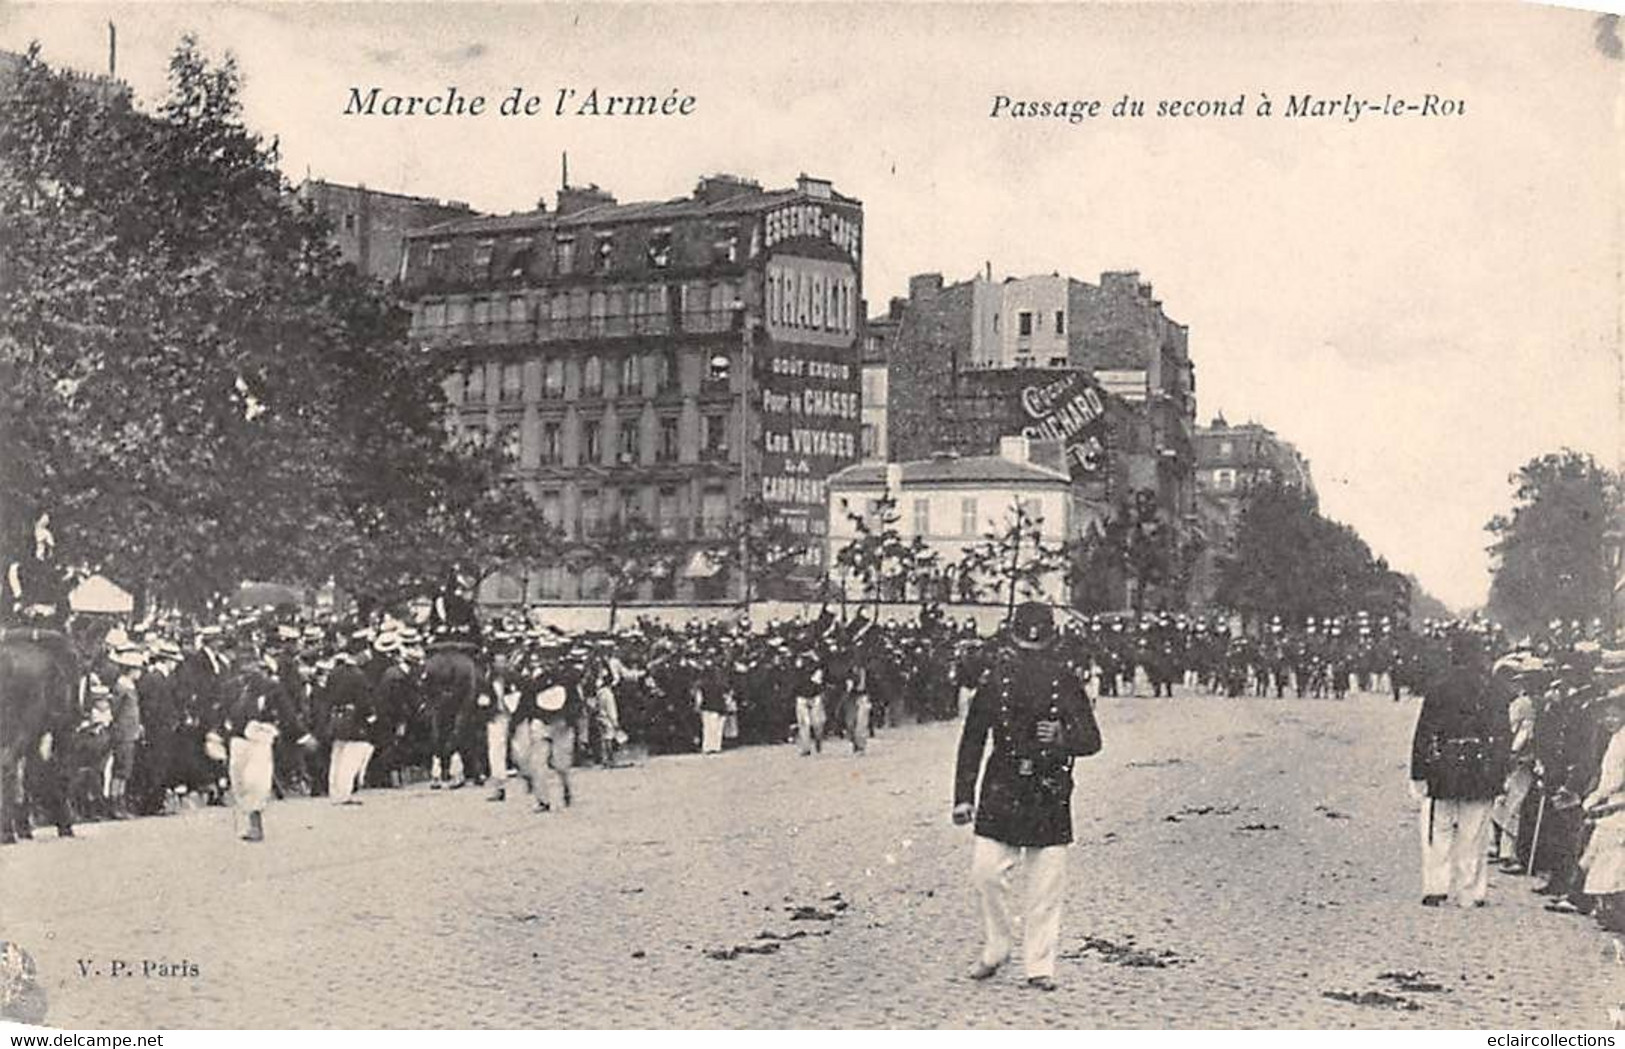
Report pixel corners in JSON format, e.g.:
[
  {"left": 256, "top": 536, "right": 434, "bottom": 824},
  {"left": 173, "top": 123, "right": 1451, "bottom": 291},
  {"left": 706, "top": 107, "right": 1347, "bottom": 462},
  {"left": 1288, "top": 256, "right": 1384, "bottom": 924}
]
[
  {"left": 700, "top": 710, "right": 726, "bottom": 753},
  {"left": 229, "top": 736, "right": 274, "bottom": 814},
  {"left": 1493, "top": 766, "right": 1534, "bottom": 861},
  {"left": 328, "top": 740, "right": 374, "bottom": 802},
  {"left": 1419, "top": 797, "right": 1493, "bottom": 905},
  {"left": 795, "top": 696, "right": 825, "bottom": 755},
  {"left": 970, "top": 835, "right": 1068, "bottom": 978},
  {"left": 486, "top": 713, "right": 512, "bottom": 781}
]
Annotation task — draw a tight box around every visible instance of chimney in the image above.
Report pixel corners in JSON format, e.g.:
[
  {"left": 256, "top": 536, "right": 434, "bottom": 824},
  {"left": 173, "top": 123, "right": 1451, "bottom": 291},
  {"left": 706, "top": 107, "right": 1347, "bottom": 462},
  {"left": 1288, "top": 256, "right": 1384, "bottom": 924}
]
[
  {"left": 557, "top": 183, "right": 616, "bottom": 216},
  {"left": 999, "top": 435, "right": 1031, "bottom": 463},
  {"left": 908, "top": 273, "right": 943, "bottom": 302},
  {"left": 694, "top": 174, "right": 761, "bottom": 204},
  {"left": 108, "top": 21, "right": 117, "bottom": 78},
  {"left": 888, "top": 297, "right": 907, "bottom": 320},
  {"left": 796, "top": 173, "right": 833, "bottom": 200}
]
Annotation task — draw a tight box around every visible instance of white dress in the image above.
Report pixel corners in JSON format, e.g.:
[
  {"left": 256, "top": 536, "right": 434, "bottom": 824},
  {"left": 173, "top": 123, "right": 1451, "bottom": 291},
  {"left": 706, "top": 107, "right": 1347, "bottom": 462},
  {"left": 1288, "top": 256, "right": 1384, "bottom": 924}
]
[{"left": 1581, "top": 726, "right": 1625, "bottom": 895}]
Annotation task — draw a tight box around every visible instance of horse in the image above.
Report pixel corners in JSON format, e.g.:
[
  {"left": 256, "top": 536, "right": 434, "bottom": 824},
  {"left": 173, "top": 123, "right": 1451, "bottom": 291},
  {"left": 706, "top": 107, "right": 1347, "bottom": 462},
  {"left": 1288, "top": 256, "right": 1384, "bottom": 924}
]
[
  {"left": 421, "top": 643, "right": 480, "bottom": 789},
  {"left": 0, "top": 629, "right": 81, "bottom": 843}
]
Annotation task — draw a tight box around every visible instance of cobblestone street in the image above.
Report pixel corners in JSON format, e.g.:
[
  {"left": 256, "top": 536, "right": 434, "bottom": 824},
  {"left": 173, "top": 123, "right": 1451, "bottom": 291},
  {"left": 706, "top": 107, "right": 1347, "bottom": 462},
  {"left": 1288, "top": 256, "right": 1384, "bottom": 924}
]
[{"left": 3, "top": 689, "right": 1618, "bottom": 1029}]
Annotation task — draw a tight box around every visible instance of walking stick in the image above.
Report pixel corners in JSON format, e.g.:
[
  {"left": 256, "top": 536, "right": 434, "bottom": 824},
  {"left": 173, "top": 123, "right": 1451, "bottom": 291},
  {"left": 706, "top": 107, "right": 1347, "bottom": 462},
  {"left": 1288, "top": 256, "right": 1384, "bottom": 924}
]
[
  {"left": 1427, "top": 798, "right": 1435, "bottom": 847},
  {"left": 1526, "top": 792, "right": 1547, "bottom": 877}
]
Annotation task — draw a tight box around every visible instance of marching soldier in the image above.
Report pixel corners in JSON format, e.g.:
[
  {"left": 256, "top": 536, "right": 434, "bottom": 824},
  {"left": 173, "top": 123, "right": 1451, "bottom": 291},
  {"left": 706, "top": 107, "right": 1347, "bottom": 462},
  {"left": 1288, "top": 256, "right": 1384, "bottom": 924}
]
[{"left": 953, "top": 602, "right": 1104, "bottom": 991}]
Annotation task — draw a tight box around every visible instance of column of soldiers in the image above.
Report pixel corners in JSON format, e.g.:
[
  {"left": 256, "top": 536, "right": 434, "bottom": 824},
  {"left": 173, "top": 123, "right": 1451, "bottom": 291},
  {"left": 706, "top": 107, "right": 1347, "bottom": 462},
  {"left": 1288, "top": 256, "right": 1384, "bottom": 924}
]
[{"left": 983, "top": 611, "right": 1423, "bottom": 701}]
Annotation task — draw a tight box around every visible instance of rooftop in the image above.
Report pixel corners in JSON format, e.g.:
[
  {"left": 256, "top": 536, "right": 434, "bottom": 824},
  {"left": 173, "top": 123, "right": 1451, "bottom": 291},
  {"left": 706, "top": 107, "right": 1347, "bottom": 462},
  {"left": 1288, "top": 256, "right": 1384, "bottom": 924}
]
[
  {"left": 828, "top": 455, "right": 1071, "bottom": 489},
  {"left": 406, "top": 178, "right": 860, "bottom": 240}
]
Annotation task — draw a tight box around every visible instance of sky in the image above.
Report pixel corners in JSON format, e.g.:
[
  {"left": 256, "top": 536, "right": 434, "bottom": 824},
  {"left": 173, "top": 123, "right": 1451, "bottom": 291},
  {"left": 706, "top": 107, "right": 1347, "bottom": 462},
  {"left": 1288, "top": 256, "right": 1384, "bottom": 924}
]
[{"left": 3, "top": 2, "right": 1620, "bottom": 612}]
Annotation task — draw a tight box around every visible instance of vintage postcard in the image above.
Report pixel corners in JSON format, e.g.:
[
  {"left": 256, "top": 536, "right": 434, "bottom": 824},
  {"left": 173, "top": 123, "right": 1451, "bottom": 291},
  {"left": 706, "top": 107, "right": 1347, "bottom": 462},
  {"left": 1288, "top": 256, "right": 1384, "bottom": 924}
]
[{"left": 0, "top": 0, "right": 1621, "bottom": 1033}]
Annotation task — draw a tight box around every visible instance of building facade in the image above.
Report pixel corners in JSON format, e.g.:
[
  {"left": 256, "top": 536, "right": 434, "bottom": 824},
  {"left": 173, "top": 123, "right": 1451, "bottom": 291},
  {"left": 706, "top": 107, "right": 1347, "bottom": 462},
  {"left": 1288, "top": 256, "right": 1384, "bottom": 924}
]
[
  {"left": 882, "top": 268, "right": 1197, "bottom": 607},
  {"left": 399, "top": 173, "right": 864, "bottom": 606},
  {"left": 297, "top": 179, "right": 475, "bottom": 284},
  {"left": 826, "top": 437, "right": 1073, "bottom": 605},
  {"left": 859, "top": 299, "right": 902, "bottom": 462},
  {"left": 1190, "top": 415, "right": 1317, "bottom": 604}
]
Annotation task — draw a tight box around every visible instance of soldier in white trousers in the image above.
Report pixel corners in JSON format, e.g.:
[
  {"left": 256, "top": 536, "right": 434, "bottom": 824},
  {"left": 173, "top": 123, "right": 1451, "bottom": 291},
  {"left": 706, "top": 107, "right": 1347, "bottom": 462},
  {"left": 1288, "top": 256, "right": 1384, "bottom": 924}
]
[
  {"left": 1409, "top": 629, "right": 1507, "bottom": 907},
  {"left": 953, "top": 603, "right": 1103, "bottom": 991}
]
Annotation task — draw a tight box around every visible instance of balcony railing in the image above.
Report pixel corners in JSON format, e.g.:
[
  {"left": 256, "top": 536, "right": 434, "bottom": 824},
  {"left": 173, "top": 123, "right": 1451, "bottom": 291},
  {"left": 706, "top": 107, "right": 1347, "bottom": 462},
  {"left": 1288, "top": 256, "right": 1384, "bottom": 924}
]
[{"left": 415, "top": 309, "right": 741, "bottom": 346}]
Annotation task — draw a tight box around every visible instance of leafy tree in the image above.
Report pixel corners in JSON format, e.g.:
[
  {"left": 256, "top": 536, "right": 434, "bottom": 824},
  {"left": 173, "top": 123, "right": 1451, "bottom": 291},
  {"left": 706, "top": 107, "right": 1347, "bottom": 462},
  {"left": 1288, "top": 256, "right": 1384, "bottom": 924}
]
[
  {"left": 1487, "top": 449, "right": 1621, "bottom": 638},
  {"left": 710, "top": 496, "right": 810, "bottom": 603},
  {"left": 958, "top": 499, "right": 1068, "bottom": 615},
  {"left": 1215, "top": 480, "right": 1409, "bottom": 626},
  {"left": 833, "top": 494, "right": 937, "bottom": 609},
  {"left": 579, "top": 514, "right": 678, "bottom": 630},
  {"left": 0, "top": 41, "right": 548, "bottom": 610}
]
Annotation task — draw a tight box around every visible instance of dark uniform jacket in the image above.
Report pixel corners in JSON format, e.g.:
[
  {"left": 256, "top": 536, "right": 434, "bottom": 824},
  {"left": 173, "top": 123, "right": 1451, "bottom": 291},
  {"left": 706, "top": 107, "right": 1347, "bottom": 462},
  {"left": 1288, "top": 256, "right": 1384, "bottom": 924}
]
[
  {"left": 222, "top": 667, "right": 307, "bottom": 741},
  {"left": 1410, "top": 662, "right": 1508, "bottom": 800},
  {"left": 324, "top": 662, "right": 374, "bottom": 741},
  {"left": 955, "top": 644, "right": 1101, "bottom": 847}
]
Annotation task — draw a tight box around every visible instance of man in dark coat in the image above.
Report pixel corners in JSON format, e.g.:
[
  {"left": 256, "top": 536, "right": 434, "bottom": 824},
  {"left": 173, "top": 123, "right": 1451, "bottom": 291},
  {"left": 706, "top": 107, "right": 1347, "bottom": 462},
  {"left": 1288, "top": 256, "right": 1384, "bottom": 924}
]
[
  {"left": 221, "top": 649, "right": 316, "bottom": 842},
  {"left": 324, "top": 641, "right": 375, "bottom": 804},
  {"left": 1409, "top": 629, "right": 1508, "bottom": 907},
  {"left": 953, "top": 602, "right": 1103, "bottom": 991}
]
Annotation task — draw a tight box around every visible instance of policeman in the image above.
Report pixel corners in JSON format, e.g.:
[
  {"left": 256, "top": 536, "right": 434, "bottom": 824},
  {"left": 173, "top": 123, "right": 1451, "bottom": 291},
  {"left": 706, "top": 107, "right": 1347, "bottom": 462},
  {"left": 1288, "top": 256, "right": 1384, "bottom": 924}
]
[{"left": 953, "top": 602, "right": 1103, "bottom": 991}]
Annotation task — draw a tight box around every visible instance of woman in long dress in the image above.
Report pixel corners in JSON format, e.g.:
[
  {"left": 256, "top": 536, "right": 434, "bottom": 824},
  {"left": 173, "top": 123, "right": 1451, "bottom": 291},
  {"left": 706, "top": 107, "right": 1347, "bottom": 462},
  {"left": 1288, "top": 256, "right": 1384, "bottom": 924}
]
[{"left": 1580, "top": 687, "right": 1625, "bottom": 931}]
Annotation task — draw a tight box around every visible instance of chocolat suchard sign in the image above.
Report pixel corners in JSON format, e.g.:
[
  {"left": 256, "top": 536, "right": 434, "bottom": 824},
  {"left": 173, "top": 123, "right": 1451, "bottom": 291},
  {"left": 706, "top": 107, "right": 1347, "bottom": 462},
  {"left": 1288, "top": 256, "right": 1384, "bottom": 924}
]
[
  {"left": 1017, "top": 372, "right": 1108, "bottom": 477},
  {"left": 755, "top": 196, "right": 863, "bottom": 568}
]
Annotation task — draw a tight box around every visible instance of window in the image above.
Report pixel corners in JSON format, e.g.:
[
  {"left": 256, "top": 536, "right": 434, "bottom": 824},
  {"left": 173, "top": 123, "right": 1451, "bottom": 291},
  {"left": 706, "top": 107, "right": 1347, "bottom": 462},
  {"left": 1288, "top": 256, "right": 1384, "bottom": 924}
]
[
  {"left": 508, "top": 296, "right": 527, "bottom": 323},
  {"left": 657, "top": 417, "right": 680, "bottom": 463},
  {"left": 506, "top": 237, "right": 534, "bottom": 280},
  {"left": 619, "top": 418, "right": 641, "bottom": 463},
  {"left": 701, "top": 488, "right": 728, "bottom": 537},
  {"left": 1054, "top": 310, "right": 1065, "bottom": 335},
  {"left": 1215, "top": 468, "right": 1237, "bottom": 491},
  {"left": 648, "top": 228, "right": 672, "bottom": 268},
  {"left": 540, "top": 491, "right": 563, "bottom": 531},
  {"left": 619, "top": 356, "right": 641, "bottom": 397},
  {"left": 536, "top": 563, "right": 564, "bottom": 600},
  {"left": 579, "top": 564, "right": 609, "bottom": 599},
  {"left": 713, "top": 225, "right": 738, "bottom": 264},
  {"left": 543, "top": 358, "right": 564, "bottom": 398},
  {"left": 421, "top": 300, "right": 447, "bottom": 328},
  {"left": 582, "top": 420, "right": 602, "bottom": 464},
  {"left": 472, "top": 297, "right": 490, "bottom": 326},
  {"left": 583, "top": 355, "right": 603, "bottom": 394},
  {"left": 465, "top": 365, "right": 486, "bottom": 403},
  {"left": 541, "top": 422, "right": 562, "bottom": 465},
  {"left": 553, "top": 236, "right": 575, "bottom": 275},
  {"left": 654, "top": 349, "right": 677, "bottom": 392},
  {"left": 703, "top": 414, "right": 728, "bottom": 459},
  {"left": 913, "top": 498, "right": 931, "bottom": 536},
  {"left": 594, "top": 233, "right": 614, "bottom": 273},
  {"left": 473, "top": 239, "right": 495, "bottom": 270},
  {"left": 1018, "top": 311, "right": 1034, "bottom": 337},
  {"left": 426, "top": 242, "right": 449, "bottom": 271},
  {"left": 342, "top": 212, "right": 357, "bottom": 232},
  {"left": 961, "top": 497, "right": 978, "bottom": 537},
  {"left": 580, "top": 490, "right": 602, "bottom": 537},
  {"left": 1048, "top": 356, "right": 1068, "bottom": 367},
  {"left": 500, "top": 362, "right": 523, "bottom": 403},
  {"left": 1218, "top": 440, "right": 1233, "bottom": 459},
  {"left": 498, "top": 423, "right": 522, "bottom": 464},
  {"left": 657, "top": 487, "right": 680, "bottom": 538}
]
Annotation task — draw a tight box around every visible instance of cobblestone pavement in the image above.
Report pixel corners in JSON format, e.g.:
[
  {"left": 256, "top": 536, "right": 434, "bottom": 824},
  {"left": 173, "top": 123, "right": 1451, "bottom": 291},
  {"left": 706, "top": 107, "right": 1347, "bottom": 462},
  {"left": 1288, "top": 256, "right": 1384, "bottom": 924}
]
[{"left": 2, "top": 689, "right": 1619, "bottom": 1029}]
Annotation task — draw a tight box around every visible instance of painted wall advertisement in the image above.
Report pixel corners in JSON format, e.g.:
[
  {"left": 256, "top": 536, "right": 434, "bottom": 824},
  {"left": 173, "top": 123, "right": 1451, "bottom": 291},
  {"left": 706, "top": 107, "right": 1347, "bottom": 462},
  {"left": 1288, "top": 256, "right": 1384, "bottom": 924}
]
[
  {"left": 755, "top": 202, "right": 863, "bottom": 569},
  {"left": 1016, "top": 372, "right": 1108, "bottom": 477}
]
